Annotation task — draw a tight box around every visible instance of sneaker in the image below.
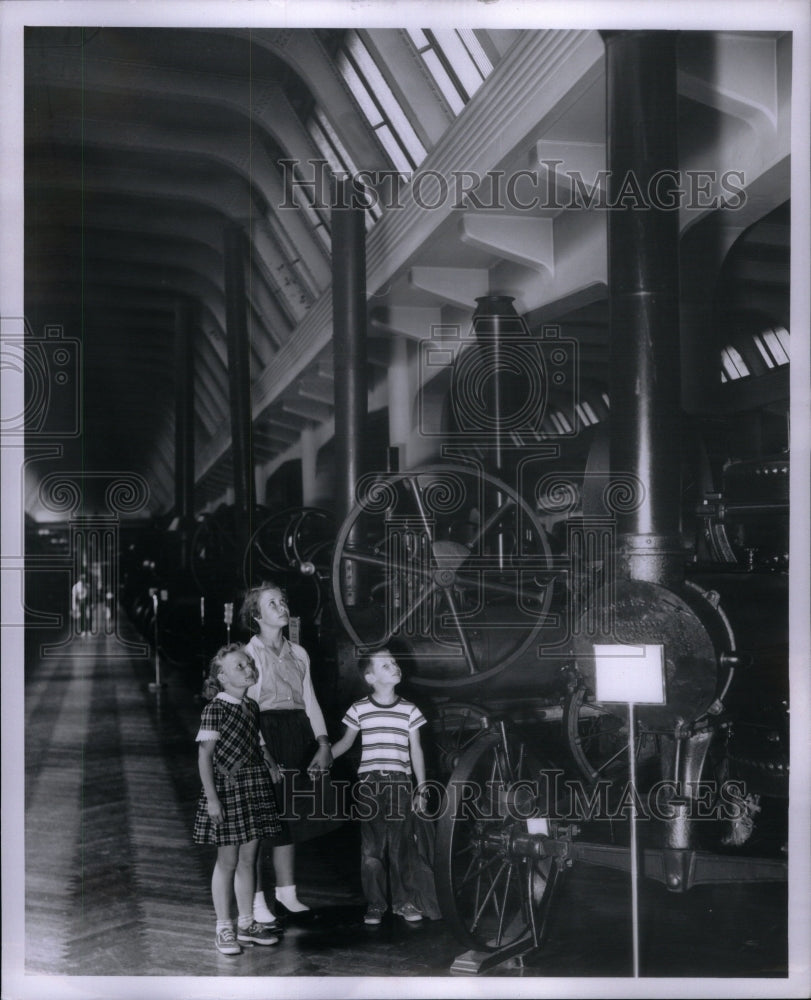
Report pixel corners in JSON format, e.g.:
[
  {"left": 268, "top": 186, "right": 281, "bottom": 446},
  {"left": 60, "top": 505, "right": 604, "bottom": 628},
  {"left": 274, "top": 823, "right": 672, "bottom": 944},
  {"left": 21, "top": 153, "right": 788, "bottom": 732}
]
[
  {"left": 393, "top": 903, "right": 423, "bottom": 922},
  {"left": 236, "top": 921, "right": 279, "bottom": 946},
  {"left": 215, "top": 925, "right": 243, "bottom": 955},
  {"left": 363, "top": 907, "right": 385, "bottom": 925}
]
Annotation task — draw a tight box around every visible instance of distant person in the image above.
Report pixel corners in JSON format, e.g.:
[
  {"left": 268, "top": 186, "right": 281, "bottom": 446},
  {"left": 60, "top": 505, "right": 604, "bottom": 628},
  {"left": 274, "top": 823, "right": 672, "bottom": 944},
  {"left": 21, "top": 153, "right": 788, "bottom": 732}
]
[
  {"left": 71, "top": 574, "right": 90, "bottom": 635},
  {"left": 241, "top": 581, "right": 332, "bottom": 927},
  {"left": 330, "top": 648, "right": 428, "bottom": 926},
  {"left": 193, "top": 643, "right": 281, "bottom": 955}
]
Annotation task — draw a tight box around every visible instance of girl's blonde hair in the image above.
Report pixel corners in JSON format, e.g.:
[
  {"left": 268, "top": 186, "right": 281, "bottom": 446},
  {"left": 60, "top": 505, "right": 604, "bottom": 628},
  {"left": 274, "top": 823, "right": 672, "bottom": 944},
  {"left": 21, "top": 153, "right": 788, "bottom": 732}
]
[{"left": 201, "top": 642, "right": 254, "bottom": 700}]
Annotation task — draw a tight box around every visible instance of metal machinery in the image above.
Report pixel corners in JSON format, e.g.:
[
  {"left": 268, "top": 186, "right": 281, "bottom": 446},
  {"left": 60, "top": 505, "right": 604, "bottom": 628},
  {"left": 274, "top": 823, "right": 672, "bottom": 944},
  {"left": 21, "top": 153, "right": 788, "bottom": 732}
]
[
  {"left": 325, "top": 311, "right": 789, "bottom": 974},
  {"left": 325, "top": 32, "right": 790, "bottom": 974}
]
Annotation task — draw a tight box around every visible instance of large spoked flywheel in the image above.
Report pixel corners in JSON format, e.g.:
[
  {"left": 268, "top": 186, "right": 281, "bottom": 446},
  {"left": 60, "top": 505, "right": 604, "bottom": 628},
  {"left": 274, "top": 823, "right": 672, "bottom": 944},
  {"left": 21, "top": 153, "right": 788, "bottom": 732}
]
[
  {"left": 331, "top": 464, "right": 556, "bottom": 688},
  {"left": 435, "top": 725, "right": 563, "bottom": 954}
]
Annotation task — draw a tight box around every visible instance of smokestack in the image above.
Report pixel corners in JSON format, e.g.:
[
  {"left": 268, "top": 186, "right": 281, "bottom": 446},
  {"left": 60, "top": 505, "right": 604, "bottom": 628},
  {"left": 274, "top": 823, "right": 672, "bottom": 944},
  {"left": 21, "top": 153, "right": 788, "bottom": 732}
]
[
  {"left": 332, "top": 177, "right": 368, "bottom": 605},
  {"left": 603, "top": 31, "right": 683, "bottom": 585}
]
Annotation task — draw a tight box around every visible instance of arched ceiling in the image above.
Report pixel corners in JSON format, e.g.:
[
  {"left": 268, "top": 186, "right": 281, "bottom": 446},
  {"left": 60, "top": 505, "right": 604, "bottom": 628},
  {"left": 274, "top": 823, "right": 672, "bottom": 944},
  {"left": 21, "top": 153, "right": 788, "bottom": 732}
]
[
  {"left": 23, "top": 26, "right": 792, "bottom": 517},
  {"left": 25, "top": 27, "right": 346, "bottom": 512}
]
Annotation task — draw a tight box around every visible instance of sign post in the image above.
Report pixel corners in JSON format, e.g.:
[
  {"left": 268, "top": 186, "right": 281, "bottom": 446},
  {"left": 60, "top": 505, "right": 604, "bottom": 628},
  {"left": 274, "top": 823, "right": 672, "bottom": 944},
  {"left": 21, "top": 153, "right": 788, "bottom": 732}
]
[{"left": 593, "top": 643, "right": 666, "bottom": 978}]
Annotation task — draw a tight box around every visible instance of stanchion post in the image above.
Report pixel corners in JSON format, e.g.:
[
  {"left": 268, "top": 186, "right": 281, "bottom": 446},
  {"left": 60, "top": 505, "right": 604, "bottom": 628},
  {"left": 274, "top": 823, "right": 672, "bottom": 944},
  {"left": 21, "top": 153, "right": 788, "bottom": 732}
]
[
  {"left": 593, "top": 642, "right": 666, "bottom": 979},
  {"left": 148, "top": 591, "right": 167, "bottom": 692},
  {"left": 224, "top": 602, "right": 233, "bottom": 645},
  {"left": 628, "top": 700, "right": 640, "bottom": 977}
]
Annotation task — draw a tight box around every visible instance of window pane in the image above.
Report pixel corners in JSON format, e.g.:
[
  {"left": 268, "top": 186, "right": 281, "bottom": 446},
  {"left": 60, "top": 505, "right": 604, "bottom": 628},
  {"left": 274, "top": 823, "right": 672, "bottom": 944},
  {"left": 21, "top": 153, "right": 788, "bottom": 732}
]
[
  {"left": 315, "top": 109, "right": 359, "bottom": 176},
  {"left": 457, "top": 29, "right": 493, "bottom": 78},
  {"left": 376, "top": 124, "right": 413, "bottom": 174},
  {"left": 721, "top": 345, "right": 749, "bottom": 379},
  {"left": 406, "top": 27, "right": 429, "bottom": 50},
  {"left": 423, "top": 49, "right": 465, "bottom": 114},
  {"left": 762, "top": 327, "right": 789, "bottom": 365},
  {"left": 753, "top": 335, "right": 776, "bottom": 369},
  {"left": 432, "top": 28, "right": 484, "bottom": 98},
  {"left": 350, "top": 34, "right": 426, "bottom": 165},
  {"left": 774, "top": 325, "right": 790, "bottom": 355},
  {"left": 308, "top": 120, "right": 343, "bottom": 176},
  {"left": 338, "top": 52, "right": 383, "bottom": 127}
]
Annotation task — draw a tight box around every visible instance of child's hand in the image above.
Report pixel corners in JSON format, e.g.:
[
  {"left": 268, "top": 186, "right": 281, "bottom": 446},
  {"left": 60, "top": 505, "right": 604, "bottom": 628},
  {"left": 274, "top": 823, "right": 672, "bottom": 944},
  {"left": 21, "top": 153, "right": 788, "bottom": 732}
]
[
  {"left": 207, "top": 796, "right": 224, "bottom": 824},
  {"left": 265, "top": 760, "right": 282, "bottom": 784},
  {"left": 307, "top": 743, "right": 332, "bottom": 778},
  {"left": 413, "top": 787, "right": 429, "bottom": 815}
]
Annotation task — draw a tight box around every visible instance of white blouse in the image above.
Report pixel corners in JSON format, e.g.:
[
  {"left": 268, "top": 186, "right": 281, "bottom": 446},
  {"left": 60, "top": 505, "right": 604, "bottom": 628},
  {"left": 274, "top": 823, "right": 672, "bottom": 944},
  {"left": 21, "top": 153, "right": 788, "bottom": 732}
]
[{"left": 245, "top": 635, "right": 327, "bottom": 738}]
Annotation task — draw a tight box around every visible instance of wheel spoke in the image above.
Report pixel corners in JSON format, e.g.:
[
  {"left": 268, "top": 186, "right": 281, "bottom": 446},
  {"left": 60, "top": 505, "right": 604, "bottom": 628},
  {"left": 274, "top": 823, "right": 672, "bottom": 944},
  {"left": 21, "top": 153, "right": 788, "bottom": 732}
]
[
  {"left": 455, "top": 851, "right": 502, "bottom": 893},
  {"left": 466, "top": 497, "right": 516, "bottom": 555},
  {"left": 515, "top": 742, "right": 525, "bottom": 781},
  {"left": 470, "top": 860, "right": 507, "bottom": 932},
  {"left": 453, "top": 571, "right": 551, "bottom": 603},
  {"left": 436, "top": 583, "right": 479, "bottom": 674},
  {"left": 495, "top": 863, "right": 515, "bottom": 947},
  {"left": 383, "top": 579, "right": 439, "bottom": 640},
  {"left": 592, "top": 743, "right": 628, "bottom": 775},
  {"left": 341, "top": 547, "right": 405, "bottom": 573}
]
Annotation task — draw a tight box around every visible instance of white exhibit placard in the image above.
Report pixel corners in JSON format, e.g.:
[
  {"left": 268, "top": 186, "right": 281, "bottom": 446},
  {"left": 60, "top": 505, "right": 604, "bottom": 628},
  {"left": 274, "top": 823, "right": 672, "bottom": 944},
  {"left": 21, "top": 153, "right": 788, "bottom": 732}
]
[{"left": 593, "top": 643, "right": 667, "bottom": 705}]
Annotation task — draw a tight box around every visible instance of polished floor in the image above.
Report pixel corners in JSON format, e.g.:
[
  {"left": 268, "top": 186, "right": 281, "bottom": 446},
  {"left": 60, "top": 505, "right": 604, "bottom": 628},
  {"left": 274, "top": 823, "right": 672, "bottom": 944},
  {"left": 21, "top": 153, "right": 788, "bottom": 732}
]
[{"left": 20, "top": 613, "right": 792, "bottom": 989}]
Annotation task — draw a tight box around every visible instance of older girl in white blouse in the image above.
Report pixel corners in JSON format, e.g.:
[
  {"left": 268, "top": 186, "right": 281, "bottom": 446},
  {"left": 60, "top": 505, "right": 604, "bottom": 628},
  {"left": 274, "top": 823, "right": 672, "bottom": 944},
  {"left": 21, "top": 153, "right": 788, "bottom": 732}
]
[{"left": 241, "top": 581, "right": 332, "bottom": 923}]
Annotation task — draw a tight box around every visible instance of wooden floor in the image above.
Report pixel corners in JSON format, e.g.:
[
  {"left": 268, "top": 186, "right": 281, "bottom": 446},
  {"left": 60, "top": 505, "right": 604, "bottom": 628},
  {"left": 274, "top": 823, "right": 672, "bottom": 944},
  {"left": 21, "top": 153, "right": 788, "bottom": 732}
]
[{"left": 18, "top": 613, "right": 793, "bottom": 992}]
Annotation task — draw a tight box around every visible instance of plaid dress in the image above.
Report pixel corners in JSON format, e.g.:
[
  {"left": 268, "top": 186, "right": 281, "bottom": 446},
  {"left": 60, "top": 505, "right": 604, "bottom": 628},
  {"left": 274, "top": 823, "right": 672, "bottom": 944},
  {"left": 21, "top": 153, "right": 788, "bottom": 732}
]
[{"left": 193, "top": 694, "right": 281, "bottom": 846}]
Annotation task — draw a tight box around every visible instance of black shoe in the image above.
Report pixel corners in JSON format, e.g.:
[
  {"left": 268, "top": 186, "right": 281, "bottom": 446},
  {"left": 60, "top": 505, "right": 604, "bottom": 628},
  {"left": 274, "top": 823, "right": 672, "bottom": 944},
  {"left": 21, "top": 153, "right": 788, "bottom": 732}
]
[{"left": 236, "top": 921, "right": 279, "bottom": 946}]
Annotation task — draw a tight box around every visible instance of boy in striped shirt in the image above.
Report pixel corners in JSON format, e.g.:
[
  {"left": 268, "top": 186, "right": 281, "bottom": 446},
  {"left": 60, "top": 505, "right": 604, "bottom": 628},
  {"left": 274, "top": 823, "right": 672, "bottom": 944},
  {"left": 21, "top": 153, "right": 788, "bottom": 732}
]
[{"left": 330, "top": 649, "right": 428, "bottom": 925}]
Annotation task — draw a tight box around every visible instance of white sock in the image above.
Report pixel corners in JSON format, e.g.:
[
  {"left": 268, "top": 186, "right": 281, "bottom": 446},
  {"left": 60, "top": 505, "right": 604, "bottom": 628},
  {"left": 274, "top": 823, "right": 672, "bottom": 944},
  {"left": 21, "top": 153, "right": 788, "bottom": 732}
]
[
  {"left": 237, "top": 915, "right": 254, "bottom": 930},
  {"left": 253, "top": 891, "right": 276, "bottom": 922},
  {"left": 275, "top": 884, "right": 310, "bottom": 912},
  {"left": 216, "top": 920, "right": 233, "bottom": 933}
]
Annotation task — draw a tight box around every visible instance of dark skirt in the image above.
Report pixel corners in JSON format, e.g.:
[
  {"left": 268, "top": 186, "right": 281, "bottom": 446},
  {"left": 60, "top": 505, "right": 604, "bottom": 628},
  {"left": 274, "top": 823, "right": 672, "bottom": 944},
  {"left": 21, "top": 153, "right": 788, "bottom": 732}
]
[{"left": 259, "top": 709, "right": 346, "bottom": 843}]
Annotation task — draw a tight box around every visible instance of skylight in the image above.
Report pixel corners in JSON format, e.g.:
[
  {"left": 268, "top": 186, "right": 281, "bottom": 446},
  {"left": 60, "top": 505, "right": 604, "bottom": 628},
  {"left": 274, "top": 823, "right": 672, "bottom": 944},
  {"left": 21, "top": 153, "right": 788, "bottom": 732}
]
[
  {"left": 406, "top": 27, "right": 494, "bottom": 115},
  {"left": 720, "top": 326, "right": 789, "bottom": 382},
  {"left": 307, "top": 109, "right": 382, "bottom": 225},
  {"left": 754, "top": 325, "right": 790, "bottom": 368},
  {"left": 721, "top": 345, "right": 750, "bottom": 381},
  {"left": 338, "top": 32, "right": 427, "bottom": 172}
]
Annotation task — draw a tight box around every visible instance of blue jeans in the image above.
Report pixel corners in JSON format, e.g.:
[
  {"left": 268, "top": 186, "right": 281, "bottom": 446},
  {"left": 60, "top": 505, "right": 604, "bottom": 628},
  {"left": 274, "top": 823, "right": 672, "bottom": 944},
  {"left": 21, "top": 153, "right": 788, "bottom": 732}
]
[{"left": 357, "top": 771, "right": 412, "bottom": 912}]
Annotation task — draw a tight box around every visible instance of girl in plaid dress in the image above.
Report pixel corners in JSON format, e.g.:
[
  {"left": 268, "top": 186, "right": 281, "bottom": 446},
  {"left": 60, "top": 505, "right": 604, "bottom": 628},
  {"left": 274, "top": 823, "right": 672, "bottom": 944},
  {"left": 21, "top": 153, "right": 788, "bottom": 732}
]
[{"left": 194, "top": 643, "right": 282, "bottom": 954}]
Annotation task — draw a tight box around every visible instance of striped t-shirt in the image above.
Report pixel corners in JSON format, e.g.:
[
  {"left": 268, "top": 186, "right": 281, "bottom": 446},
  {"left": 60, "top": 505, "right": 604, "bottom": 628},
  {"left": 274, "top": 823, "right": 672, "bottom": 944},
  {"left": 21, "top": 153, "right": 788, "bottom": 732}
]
[{"left": 342, "top": 695, "right": 427, "bottom": 775}]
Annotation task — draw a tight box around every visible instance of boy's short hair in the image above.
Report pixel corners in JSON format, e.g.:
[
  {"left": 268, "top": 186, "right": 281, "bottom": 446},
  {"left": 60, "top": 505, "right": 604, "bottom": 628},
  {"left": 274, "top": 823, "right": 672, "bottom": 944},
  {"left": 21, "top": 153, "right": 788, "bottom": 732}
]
[
  {"left": 202, "top": 642, "right": 253, "bottom": 700},
  {"left": 357, "top": 648, "right": 391, "bottom": 687},
  {"left": 240, "top": 579, "right": 287, "bottom": 632}
]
